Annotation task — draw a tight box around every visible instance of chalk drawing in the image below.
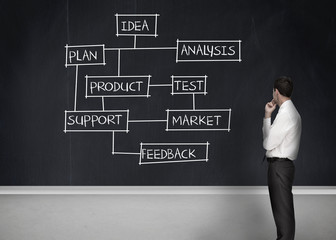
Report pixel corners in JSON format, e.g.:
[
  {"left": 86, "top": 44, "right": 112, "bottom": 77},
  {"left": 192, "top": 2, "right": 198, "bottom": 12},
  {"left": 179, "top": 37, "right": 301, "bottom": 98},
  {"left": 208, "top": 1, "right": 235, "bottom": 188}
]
[{"left": 63, "top": 13, "right": 241, "bottom": 165}]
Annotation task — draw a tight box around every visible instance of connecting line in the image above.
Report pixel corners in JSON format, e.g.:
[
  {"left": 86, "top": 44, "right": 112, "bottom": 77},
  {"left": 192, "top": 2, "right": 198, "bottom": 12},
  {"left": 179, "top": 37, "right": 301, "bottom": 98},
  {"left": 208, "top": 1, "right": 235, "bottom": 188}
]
[
  {"left": 149, "top": 84, "right": 172, "bottom": 87},
  {"left": 112, "top": 131, "right": 115, "bottom": 154},
  {"left": 102, "top": 97, "right": 105, "bottom": 111},
  {"left": 117, "top": 49, "right": 121, "bottom": 76},
  {"left": 140, "top": 159, "right": 207, "bottom": 165},
  {"left": 134, "top": 35, "right": 137, "bottom": 48},
  {"left": 128, "top": 119, "right": 167, "bottom": 123},
  {"left": 113, "top": 152, "right": 141, "bottom": 156},
  {"left": 192, "top": 93, "right": 196, "bottom": 110},
  {"left": 74, "top": 65, "right": 79, "bottom": 111},
  {"left": 106, "top": 47, "right": 175, "bottom": 78},
  {"left": 105, "top": 47, "right": 177, "bottom": 51},
  {"left": 111, "top": 132, "right": 141, "bottom": 156}
]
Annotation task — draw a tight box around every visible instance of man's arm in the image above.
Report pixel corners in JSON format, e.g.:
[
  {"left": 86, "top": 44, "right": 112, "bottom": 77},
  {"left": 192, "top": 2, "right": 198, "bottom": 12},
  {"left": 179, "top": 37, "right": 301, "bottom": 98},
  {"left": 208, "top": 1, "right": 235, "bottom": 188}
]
[
  {"left": 262, "top": 99, "right": 289, "bottom": 151},
  {"left": 263, "top": 113, "right": 289, "bottom": 150},
  {"left": 262, "top": 98, "right": 292, "bottom": 151},
  {"left": 262, "top": 99, "right": 276, "bottom": 137}
]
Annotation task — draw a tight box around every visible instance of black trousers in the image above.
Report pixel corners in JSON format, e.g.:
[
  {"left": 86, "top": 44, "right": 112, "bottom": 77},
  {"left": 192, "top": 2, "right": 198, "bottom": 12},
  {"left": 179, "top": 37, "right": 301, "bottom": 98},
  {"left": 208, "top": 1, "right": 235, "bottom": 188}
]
[{"left": 268, "top": 159, "right": 295, "bottom": 240}]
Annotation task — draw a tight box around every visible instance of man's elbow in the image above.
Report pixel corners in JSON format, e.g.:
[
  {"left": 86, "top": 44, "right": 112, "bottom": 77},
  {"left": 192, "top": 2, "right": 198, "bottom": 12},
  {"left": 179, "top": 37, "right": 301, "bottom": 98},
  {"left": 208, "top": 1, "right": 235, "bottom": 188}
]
[{"left": 263, "top": 140, "right": 273, "bottom": 151}]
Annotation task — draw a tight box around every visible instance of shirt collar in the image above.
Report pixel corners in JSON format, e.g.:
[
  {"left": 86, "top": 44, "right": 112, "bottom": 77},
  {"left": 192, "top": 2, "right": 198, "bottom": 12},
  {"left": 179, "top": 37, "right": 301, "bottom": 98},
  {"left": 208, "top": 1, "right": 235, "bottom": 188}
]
[{"left": 279, "top": 99, "right": 292, "bottom": 112}]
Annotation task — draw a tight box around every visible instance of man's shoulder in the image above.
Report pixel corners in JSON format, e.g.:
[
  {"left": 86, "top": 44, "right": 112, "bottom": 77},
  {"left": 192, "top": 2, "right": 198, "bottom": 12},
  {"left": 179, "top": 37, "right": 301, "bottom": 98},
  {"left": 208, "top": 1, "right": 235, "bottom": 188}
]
[{"left": 283, "top": 103, "right": 301, "bottom": 125}]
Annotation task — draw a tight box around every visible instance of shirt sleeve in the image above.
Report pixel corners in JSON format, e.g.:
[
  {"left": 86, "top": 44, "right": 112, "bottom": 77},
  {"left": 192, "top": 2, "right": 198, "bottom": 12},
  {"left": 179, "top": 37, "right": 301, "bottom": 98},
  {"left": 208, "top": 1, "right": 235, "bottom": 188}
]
[{"left": 262, "top": 113, "right": 290, "bottom": 151}]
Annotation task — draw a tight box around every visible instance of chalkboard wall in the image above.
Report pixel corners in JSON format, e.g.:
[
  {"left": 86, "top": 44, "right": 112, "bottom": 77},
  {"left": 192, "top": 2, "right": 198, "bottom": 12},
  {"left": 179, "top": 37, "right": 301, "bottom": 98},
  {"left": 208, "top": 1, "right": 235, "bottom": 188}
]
[{"left": 1, "top": 0, "right": 336, "bottom": 185}]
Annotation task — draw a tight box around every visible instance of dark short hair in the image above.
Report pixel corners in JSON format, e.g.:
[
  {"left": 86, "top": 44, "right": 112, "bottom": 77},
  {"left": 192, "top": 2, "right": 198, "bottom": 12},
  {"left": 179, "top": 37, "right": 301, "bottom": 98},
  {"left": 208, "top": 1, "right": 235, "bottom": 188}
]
[{"left": 274, "top": 76, "right": 293, "bottom": 97}]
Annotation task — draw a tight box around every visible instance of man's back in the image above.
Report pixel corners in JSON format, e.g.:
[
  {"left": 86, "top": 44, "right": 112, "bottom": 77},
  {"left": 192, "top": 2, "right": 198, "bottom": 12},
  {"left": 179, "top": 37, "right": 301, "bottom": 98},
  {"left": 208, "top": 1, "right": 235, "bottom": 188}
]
[{"left": 263, "top": 100, "right": 301, "bottom": 160}]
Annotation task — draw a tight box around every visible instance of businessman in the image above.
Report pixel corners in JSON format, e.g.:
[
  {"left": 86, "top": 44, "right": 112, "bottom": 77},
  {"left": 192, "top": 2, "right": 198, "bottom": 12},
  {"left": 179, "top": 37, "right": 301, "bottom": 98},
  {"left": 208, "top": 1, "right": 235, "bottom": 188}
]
[{"left": 262, "top": 76, "right": 302, "bottom": 240}]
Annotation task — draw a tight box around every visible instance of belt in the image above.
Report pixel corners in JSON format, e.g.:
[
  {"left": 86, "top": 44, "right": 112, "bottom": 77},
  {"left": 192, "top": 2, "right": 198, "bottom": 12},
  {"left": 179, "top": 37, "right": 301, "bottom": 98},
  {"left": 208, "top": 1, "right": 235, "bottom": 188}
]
[{"left": 267, "top": 157, "right": 291, "bottom": 163}]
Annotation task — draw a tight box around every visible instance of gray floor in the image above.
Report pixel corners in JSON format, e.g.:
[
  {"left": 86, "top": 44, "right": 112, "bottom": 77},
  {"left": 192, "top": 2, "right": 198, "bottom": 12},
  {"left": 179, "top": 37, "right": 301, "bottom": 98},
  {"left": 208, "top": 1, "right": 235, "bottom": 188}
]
[{"left": 0, "top": 194, "right": 335, "bottom": 240}]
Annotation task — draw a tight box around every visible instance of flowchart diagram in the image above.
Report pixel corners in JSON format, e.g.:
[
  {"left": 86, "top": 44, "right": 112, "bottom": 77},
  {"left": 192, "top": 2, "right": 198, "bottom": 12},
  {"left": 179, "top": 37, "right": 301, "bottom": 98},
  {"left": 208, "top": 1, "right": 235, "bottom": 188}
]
[{"left": 64, "top": 14, "right": 241, "bottom": 165}]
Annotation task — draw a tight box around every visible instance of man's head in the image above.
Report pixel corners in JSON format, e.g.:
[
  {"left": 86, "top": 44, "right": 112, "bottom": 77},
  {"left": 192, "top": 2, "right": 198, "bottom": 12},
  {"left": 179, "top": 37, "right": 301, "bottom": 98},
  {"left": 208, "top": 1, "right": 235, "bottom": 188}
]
[
  {"left": 274, "top": 76, "right": 293, "bottom": 97},
  {"left": 272, "top": 76, "right": 293, "bottom": 105}
]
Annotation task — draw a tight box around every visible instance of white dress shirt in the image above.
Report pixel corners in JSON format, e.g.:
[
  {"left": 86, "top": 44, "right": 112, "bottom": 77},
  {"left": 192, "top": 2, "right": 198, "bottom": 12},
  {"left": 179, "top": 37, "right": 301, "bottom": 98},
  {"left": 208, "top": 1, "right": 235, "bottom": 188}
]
[{"left": 262, "top": 100, "right": 302, "bottom": 160}]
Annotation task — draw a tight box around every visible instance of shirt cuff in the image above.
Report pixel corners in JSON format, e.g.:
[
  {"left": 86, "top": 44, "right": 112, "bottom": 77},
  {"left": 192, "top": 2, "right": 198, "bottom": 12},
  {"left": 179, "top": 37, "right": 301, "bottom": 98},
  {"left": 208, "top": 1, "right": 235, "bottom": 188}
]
[{"left": 263, "top": 117, "right": 271, "bottom": 125}]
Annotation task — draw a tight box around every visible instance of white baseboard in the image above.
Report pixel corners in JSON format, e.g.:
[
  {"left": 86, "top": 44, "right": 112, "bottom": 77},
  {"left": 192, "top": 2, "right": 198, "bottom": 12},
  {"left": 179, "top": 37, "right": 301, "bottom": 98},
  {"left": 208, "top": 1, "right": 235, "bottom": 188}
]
[{"left": 0, "top": 186, "right": 335, "bottom": 195}]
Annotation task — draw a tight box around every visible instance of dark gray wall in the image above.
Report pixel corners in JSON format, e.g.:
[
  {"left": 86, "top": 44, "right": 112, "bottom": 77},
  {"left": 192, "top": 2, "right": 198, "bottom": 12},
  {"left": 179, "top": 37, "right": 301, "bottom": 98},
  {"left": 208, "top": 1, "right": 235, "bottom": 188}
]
[{"left": 1, "top": 0, "right": 336, "bottom": 185}]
